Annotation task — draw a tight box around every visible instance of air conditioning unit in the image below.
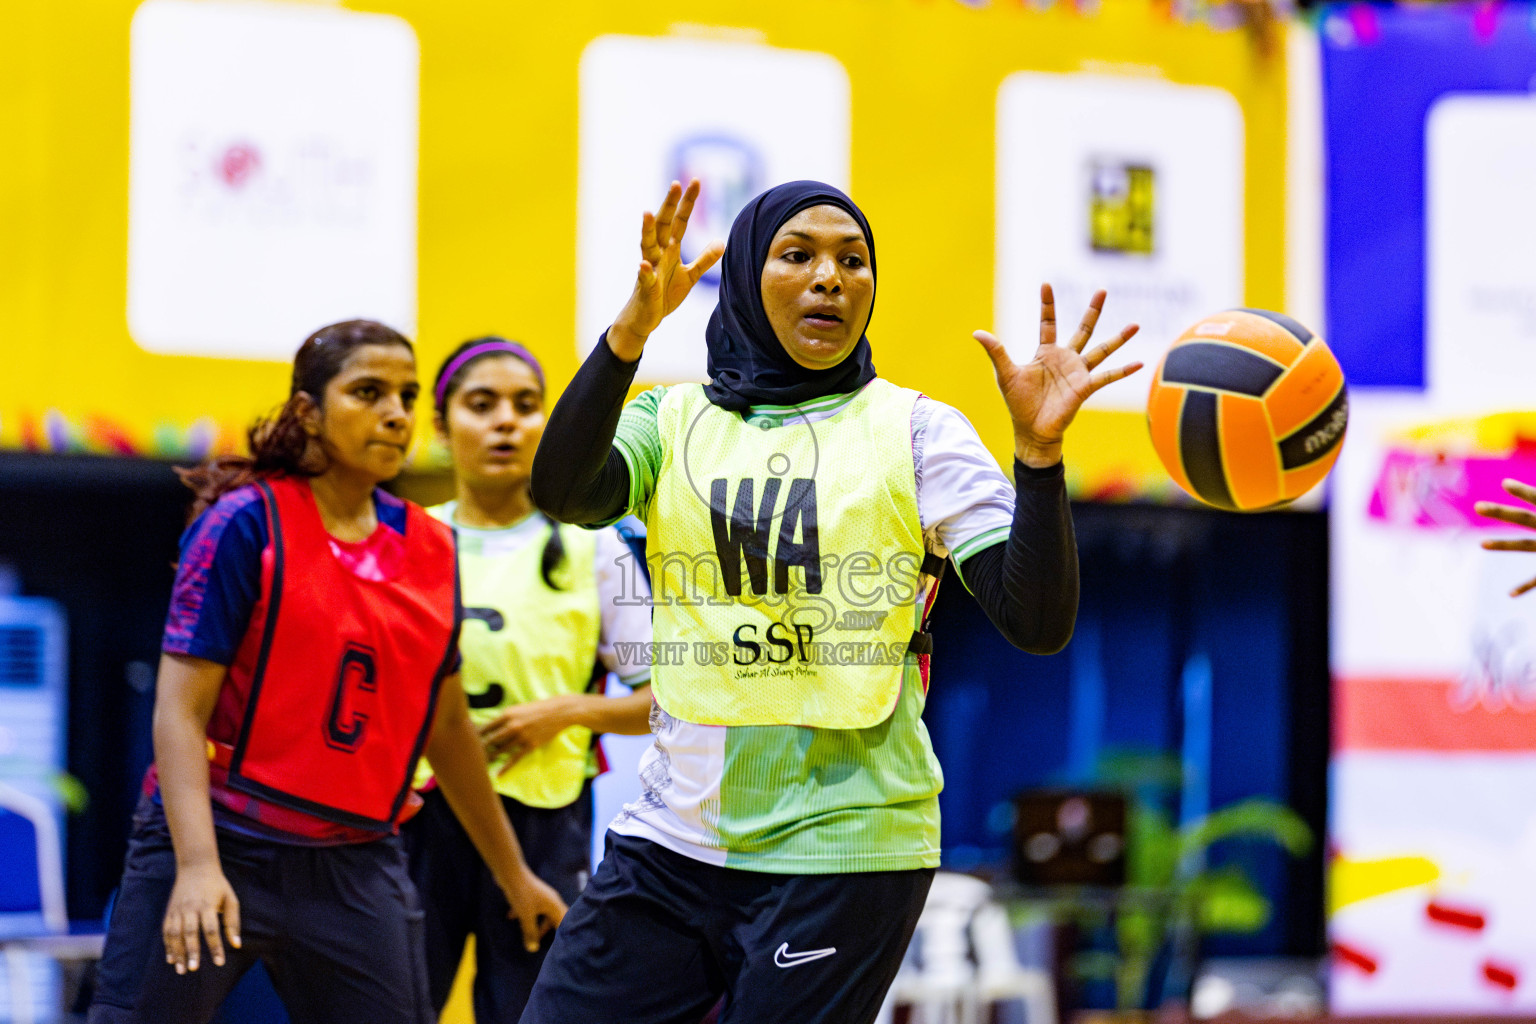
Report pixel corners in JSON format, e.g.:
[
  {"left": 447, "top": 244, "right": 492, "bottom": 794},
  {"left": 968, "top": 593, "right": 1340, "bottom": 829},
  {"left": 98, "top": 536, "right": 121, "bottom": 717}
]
[
  {"left": 0, "top": 597, "right": 68, "bottom": 787},
  {"left": 0, "top": 596, "right": 69, "bottom": 1024}
]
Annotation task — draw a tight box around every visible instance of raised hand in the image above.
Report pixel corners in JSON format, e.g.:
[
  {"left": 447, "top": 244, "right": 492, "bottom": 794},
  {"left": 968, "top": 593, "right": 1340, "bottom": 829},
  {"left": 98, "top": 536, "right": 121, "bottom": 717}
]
[
  {"left": 607, "top": 179, "right": 726, "bottom": 362},
  {"left": 975, "top": 284, "right": 1143, "bottom": 467},
  {"left": 1476, "top": 478, "right": 1536, "bottom": 596}
]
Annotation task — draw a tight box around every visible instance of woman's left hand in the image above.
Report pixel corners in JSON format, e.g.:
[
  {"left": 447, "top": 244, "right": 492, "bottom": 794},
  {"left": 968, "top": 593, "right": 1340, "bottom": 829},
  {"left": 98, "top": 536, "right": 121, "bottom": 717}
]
[
  {"left": 975, "top": 283, "right": 1142, "bottom": 467},
  {"left": 478, "top": 697, "right": 574, "bottom": 773}
]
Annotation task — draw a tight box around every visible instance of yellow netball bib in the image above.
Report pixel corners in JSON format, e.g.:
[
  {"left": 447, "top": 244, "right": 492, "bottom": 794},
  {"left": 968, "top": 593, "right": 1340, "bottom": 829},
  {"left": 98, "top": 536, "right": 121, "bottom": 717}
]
[
  {"left": 418, "top": 512, "right": 601, "bottom": 808},
  {"left": 646, "top": 380, "right": 925, "bottom": 729}
]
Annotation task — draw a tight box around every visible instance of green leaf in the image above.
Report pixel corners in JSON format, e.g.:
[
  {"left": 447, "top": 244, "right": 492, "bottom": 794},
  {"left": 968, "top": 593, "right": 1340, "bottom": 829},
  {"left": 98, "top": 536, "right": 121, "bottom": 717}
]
[
  {"left": 1116, "top": 907, "right": 1162, "bottom": 956},
  {"left": 52, "top": 773, "right": 90, "bottom": 813},
  {"left": 0, "top": 765, "right": 90, "bottom": 813},
  {"left": 1191, "top": 866, "right": 1272, "bottom": 933},
  {"left": 1094, "top": 748, "right": 1185, "bottom": 792},
  {"left": 1125, "top": 806, "right": 1179, "bottom": 886},
  {"left": 1177, "top": 799, "right": 1313, "bottom": 863}
]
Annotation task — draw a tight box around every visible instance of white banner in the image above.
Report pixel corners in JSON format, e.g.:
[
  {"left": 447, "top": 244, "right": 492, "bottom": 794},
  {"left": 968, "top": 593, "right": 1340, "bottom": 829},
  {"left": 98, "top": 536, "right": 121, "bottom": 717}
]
[
  {"left": 1330, "top": 395, "right": 1536, "bottom": 1011},
  {"left": 1426, "top": 94, "right": 1536, "bottom": 416},
  {"left": 577, "top": 35, "right": 850, "bottom": 384},
  {"left": 128, "top": 0, "right": 418, "bottom": 360},
  {"left": 995, "top": 73, "right": 1245, "bottom": 411}
]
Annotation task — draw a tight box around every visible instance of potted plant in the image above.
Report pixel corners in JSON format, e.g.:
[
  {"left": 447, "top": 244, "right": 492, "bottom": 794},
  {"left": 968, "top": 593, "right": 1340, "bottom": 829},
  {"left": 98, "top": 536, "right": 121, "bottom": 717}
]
[{"left": 1067, "top": 752, "right": 1313, "bottom": 1015}]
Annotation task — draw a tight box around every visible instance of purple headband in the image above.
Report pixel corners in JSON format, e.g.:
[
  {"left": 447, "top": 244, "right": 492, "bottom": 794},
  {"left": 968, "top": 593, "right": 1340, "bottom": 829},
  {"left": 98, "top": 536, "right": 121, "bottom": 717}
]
[{"left": 434, "top": 340, "right": 544, "bottom": 410}]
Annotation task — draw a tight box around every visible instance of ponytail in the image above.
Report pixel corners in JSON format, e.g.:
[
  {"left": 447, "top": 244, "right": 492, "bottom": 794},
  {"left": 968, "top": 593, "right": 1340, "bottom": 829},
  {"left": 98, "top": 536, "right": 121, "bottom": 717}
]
[
  {"left": 176, "top": 399, "right": 326, "bottom": 521},
  {"left": 539, "top": 514, "right": 567, "bottom": 590}
]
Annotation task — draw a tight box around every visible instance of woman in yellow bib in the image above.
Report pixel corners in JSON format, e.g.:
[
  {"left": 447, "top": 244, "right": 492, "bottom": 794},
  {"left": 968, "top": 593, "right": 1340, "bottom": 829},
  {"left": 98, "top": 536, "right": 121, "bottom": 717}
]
[
  {"left": 403, "top": 338, "right": 654, "bottom": 1023},
  {"left": 526, "top": 180, "right": 1141, "bottom": 1024}
]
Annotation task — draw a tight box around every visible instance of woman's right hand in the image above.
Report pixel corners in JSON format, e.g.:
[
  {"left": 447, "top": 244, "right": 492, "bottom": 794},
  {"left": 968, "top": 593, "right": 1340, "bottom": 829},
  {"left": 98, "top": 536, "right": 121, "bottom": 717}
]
[
  {"left": 478, "top": 697, "right": 573, "bottom": 773},
  {"left": 162, "top": 860, "right": 241, "bottom": 973},
  {"left": 501, "top": 867, "right": 569, "bottom": 953},
  {"left": 606, "top": 179, "right": 725, "bottom": 362}
]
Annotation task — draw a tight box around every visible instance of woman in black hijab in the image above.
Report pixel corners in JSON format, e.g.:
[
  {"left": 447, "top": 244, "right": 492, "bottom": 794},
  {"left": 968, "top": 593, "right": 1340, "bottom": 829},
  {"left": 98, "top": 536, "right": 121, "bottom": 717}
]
[
  {"left": 528, "top": 179, "right": 1139, "bottom": 1024},
  {"left": 699, "top": 179, "right": 879, "bottom": 410}
]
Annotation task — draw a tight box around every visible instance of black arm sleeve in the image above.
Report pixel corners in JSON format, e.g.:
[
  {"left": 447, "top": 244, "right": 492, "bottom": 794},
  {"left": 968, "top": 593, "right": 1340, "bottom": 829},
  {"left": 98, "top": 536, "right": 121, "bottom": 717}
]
[
  {"left": 530, "top": 335, "right": 637, "bottom": 526},
  {"left": 955, "top": 460, "right": 1079, "bottom": 655}
]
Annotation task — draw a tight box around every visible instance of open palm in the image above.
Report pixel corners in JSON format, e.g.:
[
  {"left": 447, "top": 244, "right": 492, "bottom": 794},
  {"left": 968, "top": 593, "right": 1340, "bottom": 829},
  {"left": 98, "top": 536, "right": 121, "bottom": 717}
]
[
  {"left": 1476, "top": 478, "right": 1536, "bottom": 597},
  {"left": 976, "top": 284, "right": 1142, "bottom": 465},
  {"left": 608, "top": 179, "right": 725, "bottom": 359}
]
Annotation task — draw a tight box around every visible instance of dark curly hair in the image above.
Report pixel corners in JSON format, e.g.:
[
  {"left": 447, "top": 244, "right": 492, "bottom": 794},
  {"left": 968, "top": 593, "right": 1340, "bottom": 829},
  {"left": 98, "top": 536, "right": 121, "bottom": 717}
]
[{"left": 177, "top": 320, "right": 414, "bottom": 521}]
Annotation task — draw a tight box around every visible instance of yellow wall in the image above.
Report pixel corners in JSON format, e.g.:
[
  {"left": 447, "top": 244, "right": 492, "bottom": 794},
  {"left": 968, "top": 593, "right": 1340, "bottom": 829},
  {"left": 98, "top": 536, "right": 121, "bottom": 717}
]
[{"left": 2, "top": 0, "right": 1285, "bottom": 498}]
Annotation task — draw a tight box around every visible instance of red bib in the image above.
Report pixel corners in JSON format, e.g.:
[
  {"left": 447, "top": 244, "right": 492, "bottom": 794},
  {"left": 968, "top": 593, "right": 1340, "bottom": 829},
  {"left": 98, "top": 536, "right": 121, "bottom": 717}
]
[{"left": 223, "top": 476, "right": 458, "bottom": 832}]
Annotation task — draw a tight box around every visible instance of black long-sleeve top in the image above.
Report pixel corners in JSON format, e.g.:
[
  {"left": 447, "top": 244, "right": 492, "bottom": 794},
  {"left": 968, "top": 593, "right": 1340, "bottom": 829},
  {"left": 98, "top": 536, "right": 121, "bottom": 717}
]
[{"left": 532, "top": 339, "right": 1079, "bottom": 655}]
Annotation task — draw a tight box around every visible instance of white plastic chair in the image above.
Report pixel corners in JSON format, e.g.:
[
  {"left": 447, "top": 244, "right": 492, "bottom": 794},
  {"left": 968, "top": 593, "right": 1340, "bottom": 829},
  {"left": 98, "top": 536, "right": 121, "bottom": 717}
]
[
  {"left": 879, "top": 872, "right": 1056, "bottom": 1024},
  {"left": 0, "top": 781, "right": 102, "bottom": 1024}
]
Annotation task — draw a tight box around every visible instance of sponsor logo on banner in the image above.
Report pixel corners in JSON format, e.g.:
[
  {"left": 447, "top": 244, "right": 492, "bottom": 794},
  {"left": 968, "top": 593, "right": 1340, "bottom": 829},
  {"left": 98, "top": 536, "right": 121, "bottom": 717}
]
[
  {"left": 667, "top": 134, "right": 763, "bottom": 286},
  {"left": 1087, "top": 160, "right": 1155, "bottom": 256},
  {"left": 216, "top": 141, "right": 261, "bottom": 189},
  {"left": 175, "top": 134, "right": 378, "bottom": 227}
]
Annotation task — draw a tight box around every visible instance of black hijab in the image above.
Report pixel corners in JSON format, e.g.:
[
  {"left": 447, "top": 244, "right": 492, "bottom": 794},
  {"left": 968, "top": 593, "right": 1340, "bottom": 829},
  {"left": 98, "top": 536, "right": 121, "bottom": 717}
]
[{"left": 702, "top": 181, "right": 877, "bottom": 411}]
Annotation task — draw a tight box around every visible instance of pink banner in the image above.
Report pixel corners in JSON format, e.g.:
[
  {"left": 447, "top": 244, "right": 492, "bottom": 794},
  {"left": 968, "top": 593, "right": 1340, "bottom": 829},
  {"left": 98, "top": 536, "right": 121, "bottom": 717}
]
[{"left": 1367, "top": 446, "right": 1536, "bottom": 530}]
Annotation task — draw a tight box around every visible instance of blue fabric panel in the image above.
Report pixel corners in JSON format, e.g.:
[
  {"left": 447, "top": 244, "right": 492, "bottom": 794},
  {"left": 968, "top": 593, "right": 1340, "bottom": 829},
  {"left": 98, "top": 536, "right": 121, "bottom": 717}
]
[
  {"left": 0, "top": 809, "right": 41, "bottom": 914},
  {"left": 1321, "top": 1, "right": 1536, "bottom": 388}
]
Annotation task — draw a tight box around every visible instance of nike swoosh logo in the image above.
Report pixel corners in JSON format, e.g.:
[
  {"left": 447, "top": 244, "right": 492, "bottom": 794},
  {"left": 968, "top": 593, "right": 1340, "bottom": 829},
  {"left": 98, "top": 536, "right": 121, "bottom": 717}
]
[{"left": 774, "top": 942, "right": 837, "bottom": 968}]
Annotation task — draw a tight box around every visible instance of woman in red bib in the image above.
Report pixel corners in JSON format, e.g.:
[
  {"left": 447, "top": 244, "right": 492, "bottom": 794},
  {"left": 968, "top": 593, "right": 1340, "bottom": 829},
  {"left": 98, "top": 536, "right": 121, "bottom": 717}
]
[{"left": 89, "top": 320, "right": 566, "bottom": 1024}]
